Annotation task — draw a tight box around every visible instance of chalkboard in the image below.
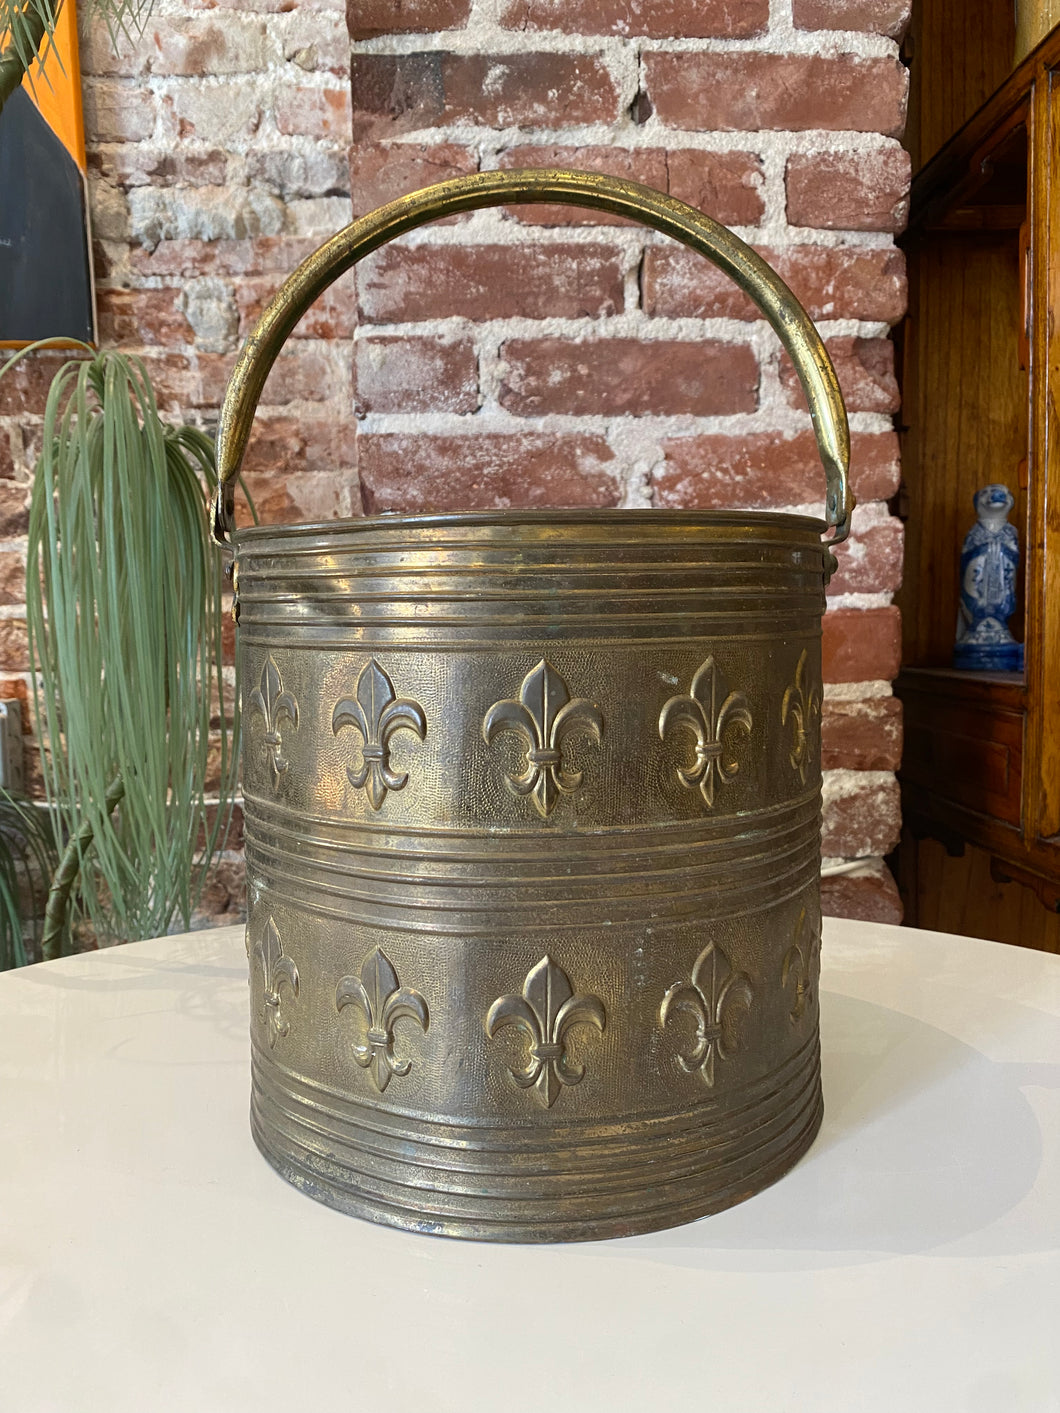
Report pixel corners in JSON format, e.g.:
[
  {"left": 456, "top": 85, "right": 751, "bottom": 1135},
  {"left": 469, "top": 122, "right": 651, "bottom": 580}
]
[{"left": 0, "top": 86, "right": 95, "bottom": 346}]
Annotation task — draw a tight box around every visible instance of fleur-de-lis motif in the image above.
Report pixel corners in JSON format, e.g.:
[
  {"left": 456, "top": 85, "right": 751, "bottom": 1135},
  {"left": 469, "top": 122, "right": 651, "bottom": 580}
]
[
  {"left": 782, "top": 905, "right": 820, "bottom": 1022},
  {"left": 486, "top": 955, "right": 606, "bottom": 1108},
  {"left": 336, "top": 946, "right": 429, "bottom": 1092},
  {"left": 782, "top": 649, "right": 821, "bottom": 785},
  {"left": 658, "top": 656, "right": 753, "bottom": 808},
  {"left": 482, "top": 660, "right": 603, "bottom": 818},
  {"left": 254, "top": 917, "right": 300, "bottom": 1048},
  {"left": 660, "top": 940, "right": 753, "bottom": 1087},
  {"left": 332, "top": 659, "right": 427, "bottom": 811},
  {"left": 247, "top": 656, "right": 299, "bottom": 786}
]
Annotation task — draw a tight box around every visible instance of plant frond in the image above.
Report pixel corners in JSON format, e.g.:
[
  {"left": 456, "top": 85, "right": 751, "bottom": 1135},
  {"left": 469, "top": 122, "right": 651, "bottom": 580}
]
[
  {"left": 21, "top": 349, "right": 238, "bottom": 948},
  {"left": 84, "top": 0, "right": 155, "bottom": 56},
  {"left": 0, "top": 0, "right": 59, "bottom": 74},
  {"left": 1, "top": 0, "right": 157, "bottom": 115},
  {"left": 0, "top": 792, "right": 62, "bottom": 968}
]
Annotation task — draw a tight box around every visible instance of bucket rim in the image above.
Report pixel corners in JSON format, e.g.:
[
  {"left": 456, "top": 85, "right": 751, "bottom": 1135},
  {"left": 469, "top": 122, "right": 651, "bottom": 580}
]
[{"left": 233, "top": 507, "right": 830, "bottom": 543}]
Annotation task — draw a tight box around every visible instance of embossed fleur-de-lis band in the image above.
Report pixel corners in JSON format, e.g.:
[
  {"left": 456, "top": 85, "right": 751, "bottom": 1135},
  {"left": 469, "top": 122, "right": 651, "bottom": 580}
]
[
  {"left": 252, "top": 908, "right": 820, "bottom": 1106},
  {"left": 245, "top": 652, "right": 820, "bottom": 814}
]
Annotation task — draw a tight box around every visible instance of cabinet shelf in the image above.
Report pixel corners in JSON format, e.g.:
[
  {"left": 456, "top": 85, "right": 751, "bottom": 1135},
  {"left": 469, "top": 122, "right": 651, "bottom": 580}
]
[
  {"left": 909, "top": 26, "right": 1060, "bottom": 229},
  {"left": 898, "top": 14, "right": 1060, "bottom": 928}
]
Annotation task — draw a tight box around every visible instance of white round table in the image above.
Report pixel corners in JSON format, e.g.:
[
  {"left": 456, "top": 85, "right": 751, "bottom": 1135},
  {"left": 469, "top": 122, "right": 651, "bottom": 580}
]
[{"left": 1, "top": 918, "right": 1058, "bottom": 1412}]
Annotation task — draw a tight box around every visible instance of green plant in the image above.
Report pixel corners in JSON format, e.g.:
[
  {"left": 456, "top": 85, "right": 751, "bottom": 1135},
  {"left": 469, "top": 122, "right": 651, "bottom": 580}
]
[
  {"left": 0, "top": 343, "right": 239, "bottom": 955},
  {"left": 0, "top": 0, "right": 152, "bottom": 115},
  {"left": 0, "top": 789, "right": 61, "bottom": 967},
  {"left": 3, "top": 0, "right": 246, "bottom": 961}
]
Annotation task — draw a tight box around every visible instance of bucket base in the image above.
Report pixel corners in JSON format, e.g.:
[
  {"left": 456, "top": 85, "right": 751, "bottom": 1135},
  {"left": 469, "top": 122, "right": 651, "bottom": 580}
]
[{"left": 249, "top": 1038, "right": 824, "bottom": 1243}]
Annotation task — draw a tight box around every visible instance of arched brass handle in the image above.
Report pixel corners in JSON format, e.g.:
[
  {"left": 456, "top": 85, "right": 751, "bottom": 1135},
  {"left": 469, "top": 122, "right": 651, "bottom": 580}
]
[{"left": 213, "top": 169, "right": 852, "bottom": 546}]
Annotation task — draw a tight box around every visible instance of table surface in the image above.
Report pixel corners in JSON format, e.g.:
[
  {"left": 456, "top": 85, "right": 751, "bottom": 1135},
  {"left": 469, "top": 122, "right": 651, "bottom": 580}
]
[{"left": 1, "top": 918, "right": 1058, "bottom": 1413}]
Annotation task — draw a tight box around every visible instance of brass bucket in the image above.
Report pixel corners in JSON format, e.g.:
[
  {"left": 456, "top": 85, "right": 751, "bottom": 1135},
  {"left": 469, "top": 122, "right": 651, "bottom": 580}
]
[{"left": 213, "top": 171, "right": 852, "bottom": 1242}]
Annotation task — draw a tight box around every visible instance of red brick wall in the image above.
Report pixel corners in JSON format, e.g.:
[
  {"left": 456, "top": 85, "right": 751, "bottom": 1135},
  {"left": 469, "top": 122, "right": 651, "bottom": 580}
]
[
  {"left": 348, "top": 0, "right": 909, "bottom": 920},
  {"left": 0, "top": 0, "right": 355, "bottom": 926}
]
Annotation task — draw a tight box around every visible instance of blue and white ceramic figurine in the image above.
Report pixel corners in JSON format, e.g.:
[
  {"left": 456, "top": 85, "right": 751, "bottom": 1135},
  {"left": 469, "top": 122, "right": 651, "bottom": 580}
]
[{"left": 953, "top": 483, "right": 1024, "bottom": 672}]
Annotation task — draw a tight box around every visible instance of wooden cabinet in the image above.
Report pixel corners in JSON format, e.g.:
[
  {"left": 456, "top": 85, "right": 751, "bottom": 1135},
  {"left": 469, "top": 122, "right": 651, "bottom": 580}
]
[{"left": 898, "top": 9, "right": 1060, "bottom": 935}]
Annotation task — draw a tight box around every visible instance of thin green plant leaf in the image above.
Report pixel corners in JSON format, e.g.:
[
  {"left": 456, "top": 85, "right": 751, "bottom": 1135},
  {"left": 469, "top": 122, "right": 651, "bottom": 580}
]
[
  {"left": 0, "top": 865, "right": 26, "bottom": 970},
  {"left": 20, "top": 349, "right": 238, "bottom": 947},
  {"left": 0, "top": 0, "right": 58, "bottom": 75},
  {"left": 1, "top": 0, "right": 156, "bottom": 114},
  {"left": 0, "top": 791, "right": 61, "bottom": 967}
]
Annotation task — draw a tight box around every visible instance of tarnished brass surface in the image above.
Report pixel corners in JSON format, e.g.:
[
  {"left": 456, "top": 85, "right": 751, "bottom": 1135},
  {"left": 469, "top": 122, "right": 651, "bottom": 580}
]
[{"left": 223, "top": 171, "right": 847, "bottom": 1241}]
